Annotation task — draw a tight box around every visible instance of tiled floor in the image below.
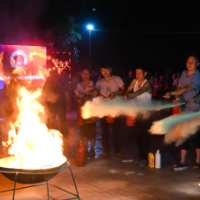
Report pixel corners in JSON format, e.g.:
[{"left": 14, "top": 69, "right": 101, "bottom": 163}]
[{"left": 0, "top": 111, "right": 200, "bottom": 200}]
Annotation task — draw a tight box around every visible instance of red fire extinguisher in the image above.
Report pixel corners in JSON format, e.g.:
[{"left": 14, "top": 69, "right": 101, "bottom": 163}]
[
  {"left": 126, "top": 115, "right": 135, "bottom": 126},
  {"left": 106, "top": 115, "right": 114, "bottom": 123},
  {"left": 77, "top": 104, "right": 84, "bottom": 126},
  {"left": 76, "top": 140, "right": 86, "bottom": 167},
  {"left": 172, "top": 98, "right": 182, "bottom": 115}
]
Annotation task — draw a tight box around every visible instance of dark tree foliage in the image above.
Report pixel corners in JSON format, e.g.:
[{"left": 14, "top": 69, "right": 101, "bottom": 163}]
[{"left": 59, "top": 16, "right": 82, "bottom": 63}]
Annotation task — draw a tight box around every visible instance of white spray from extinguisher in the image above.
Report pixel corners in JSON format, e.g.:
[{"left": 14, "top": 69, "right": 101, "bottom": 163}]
[{"left": 155, "top": 150, "right": 161, "bottom": 169}]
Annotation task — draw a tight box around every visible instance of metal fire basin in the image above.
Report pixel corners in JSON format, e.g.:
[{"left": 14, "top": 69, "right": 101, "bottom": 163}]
[
  {"left": 0, "top": 157, "right": 81, "bottom": 200},
  {"left": 0, "top": 158, "right": 67, "bottom": 184}
]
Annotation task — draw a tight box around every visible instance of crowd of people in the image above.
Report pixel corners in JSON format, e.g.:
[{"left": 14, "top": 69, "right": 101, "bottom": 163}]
[
  {"left": 124, "top": 70, "right": 181, "bottom": 99},
  {"left": 73, "top": 67, "right": 182, "bottom": 101},
  {"left": 3, "top": 55, "right": 200, "bottom": 172},
  {"left": 70, "top": 55, "right": 200, "bottom": 171}
]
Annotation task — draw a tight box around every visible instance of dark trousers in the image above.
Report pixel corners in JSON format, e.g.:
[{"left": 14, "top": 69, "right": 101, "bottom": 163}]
[
  {"left": 135, "top": 114, "right": 152, "bottom": 161},
  {"left": 47, "top": 106, "right": 69, "bottom": 152},
  {"left": 180, "top": 128, "right": 200, "bottom": 150},
  {"left": 100, "top": 116, "right": 121, "bottom": 154}
]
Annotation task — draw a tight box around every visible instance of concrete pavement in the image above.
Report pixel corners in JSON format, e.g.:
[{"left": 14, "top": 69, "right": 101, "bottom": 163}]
[{"left": 0, "top": 111, "right": 200, "bottom": 200}]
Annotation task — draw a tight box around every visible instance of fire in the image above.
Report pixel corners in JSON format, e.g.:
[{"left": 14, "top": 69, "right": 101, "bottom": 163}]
[
  {"left": 2, "top": 87, "right": 66, "bottom": 169},
  {"left": 28, "top": 51, "right": 51, "bottom": 61},
  {"left": 28, "top": 52, "right": 70, "bottom": 76}
]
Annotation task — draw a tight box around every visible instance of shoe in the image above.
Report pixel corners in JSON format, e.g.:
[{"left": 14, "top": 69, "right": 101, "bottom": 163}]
[
  {"left": 115, "top": 152, "right": 125, "bottom": 158},
  {"left": 173, "top": 162, "right": 188, "bottom": 171},
  {"left": 99, "top": 152, "right": 109, "bottom": 158},
  {"left": 137, "top": 159, "right": 147, "bottom": 167},
  {"left": 192, "top": 162, "right": 200, "bottom": 170}
]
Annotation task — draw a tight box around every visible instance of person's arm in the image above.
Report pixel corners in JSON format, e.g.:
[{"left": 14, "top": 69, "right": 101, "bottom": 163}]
[
  {"left": 74, "top": 93, "right": 85, "bottom": 104},
  {"left": 125, "top": 79, "right": 136, "bottom": 94},
  {"left": 74, "top": 84, "right": 84, "bottom": 104},
  {"left": 84, "top": 94, "right": 93, "bottom": 101},
  {"left": 126, "top": 81, "right": 151, "bottom": 99},
  {"left": 164, "top": 84, "right": 195, "bottom": 98},
  {"left": 109, "top": 85, "right": 125, "bottom": 98},
  {"left": 85, "top": 84, "right": 96, "bottom": 96},
  {"left": 109, "top": 76, "right": 126, "bottom": 98},
  {"left": 188, "top": 92, "right": 200, "bottom": 102},
  {"left": 176, "top": 84, "right": 182, "bottom": 91},
  {"left": 39, "top": 81, "right": 48, "bottom": 106},
  {"left": 88, "top": 81, "right": 100, "bottom": 96}
]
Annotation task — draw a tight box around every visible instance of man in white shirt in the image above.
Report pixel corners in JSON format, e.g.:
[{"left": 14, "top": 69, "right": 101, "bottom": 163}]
[{"left": 95, "top": 64, "right": 125, "bottom": 158}]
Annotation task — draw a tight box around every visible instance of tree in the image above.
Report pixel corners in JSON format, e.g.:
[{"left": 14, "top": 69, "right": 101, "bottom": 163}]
[{"left": 59, "top": 16, "right": 82, "bottom": 63}]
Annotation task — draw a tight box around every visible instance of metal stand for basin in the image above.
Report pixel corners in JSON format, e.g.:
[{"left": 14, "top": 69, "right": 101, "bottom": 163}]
[{"left": 0, "top": 166, "right": 80, "bottom": 200}]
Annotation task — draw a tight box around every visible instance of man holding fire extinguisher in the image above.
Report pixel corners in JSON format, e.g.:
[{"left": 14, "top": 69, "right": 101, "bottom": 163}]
[
  {"left": 164, "top": 55, "right": 200, "bottom": 171},
  {"left": 94, "top": 63, "right": 126, "bottom": 158},
  {"left": 74, "top": 68, "right": 96, "bottom": 157}
]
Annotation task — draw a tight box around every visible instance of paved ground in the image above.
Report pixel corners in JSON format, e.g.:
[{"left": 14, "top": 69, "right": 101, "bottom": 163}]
[{"left": 0, "top": 111, "right": 200, "bottom": 200}]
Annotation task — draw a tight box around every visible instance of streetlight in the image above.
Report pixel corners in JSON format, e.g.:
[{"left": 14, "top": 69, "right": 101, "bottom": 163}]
[{"left": 87, "top": 24, "right": 94, "bottom": 70}]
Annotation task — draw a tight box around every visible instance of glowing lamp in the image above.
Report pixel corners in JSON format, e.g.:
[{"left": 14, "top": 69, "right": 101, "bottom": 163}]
[{"left": 87, "top": 25, "right": 94, "bottom": 30}]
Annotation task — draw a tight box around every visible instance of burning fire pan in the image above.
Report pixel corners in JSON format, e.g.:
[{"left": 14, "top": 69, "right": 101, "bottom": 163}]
[
  {"left": 0, "top": 157, "right": 80, "bottom": 200},
  {"left": 0, "top": 157, "right": 68, "bottom": 184}
]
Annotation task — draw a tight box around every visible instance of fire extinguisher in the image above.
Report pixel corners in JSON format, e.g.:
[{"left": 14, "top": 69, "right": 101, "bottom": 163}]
[
  {"left": 106, "top": 115, "right": 114, "bottom": 123},
  {"left": 78, "top": 104, "right": 84, "bottom": 126},
  {"left": 76, "top": 140, "right": 86, "bottom": 167},
  {"left": 172, "top": 98, "right": 182, "bottom": 115},
  {"left": 126, "top": 115, "right": 135, "bottom": 126}
]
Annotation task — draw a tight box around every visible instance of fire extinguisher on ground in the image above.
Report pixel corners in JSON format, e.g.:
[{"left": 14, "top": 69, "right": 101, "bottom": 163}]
[{"left": 76, "top": 140, "right": 86, "bottom": 167}]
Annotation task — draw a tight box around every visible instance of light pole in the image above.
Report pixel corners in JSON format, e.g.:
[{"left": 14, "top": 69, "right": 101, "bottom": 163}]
[{"left": 87, "top": 25, "right": 94, "bottom": 70}]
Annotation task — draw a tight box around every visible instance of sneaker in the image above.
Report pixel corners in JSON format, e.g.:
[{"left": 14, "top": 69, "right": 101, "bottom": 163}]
[
  {"left": 172, "top": 162, "right": 188, "bottom": 171},
  {"left": 99, "top": 152, "right": 109, "bottom": 158},
  {"left": 137, "top": 159, "right": 147, "bottom": 167}
]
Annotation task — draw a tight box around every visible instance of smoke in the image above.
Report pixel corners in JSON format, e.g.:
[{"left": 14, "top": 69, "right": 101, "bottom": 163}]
[
  {"left": 81, "top": 97, "right": 185, "bottom": 119},
  {"left": 150, "top": 111, "right": 200, "bottom": 145}
]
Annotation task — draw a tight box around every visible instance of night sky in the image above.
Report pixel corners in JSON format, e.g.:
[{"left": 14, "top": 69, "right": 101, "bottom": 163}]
[{"left": 0, "top": 0, "right": 200, "bottom": 76}]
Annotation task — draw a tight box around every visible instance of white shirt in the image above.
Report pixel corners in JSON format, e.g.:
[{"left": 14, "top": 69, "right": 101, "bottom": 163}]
[
  {"left": 74, "top": 81, "right": 94, "bottom": 98},
  {"left": 133, "top": 79, "right": 152, "bottom": 102},
  {"left": 96, "top": 76, "right": 124, "bottom": 98}
]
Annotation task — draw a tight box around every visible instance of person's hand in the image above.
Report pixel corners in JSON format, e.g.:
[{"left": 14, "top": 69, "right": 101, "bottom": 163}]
[
  {"left": 92, "top": 90, "right": 98, "bottom": 96},
  {"left": 77, "top": 98, "right": 84, "bottom": 104},
  {"left": 163, "top": 92, "right": 172, "bottom": 98},
  {"left": 123, "top": 94, "right": 129, "bottom": 99},
  {"left": 109, "top": 92, "right": 115, "bottom": 98},
  {"left": 85, "top": 90, "right": 93, "bottom": 95}
]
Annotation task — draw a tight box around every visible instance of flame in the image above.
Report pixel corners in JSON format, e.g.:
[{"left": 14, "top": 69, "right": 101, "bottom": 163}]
[
  {"left": 2, "top": 87, "right": 66, "bottom": 169},
  {"left": 28, "top": 52, "right": 70, "bottom": 76},
  {"left": 28, "top": 51, "right": 51, "bottom": 61}
]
